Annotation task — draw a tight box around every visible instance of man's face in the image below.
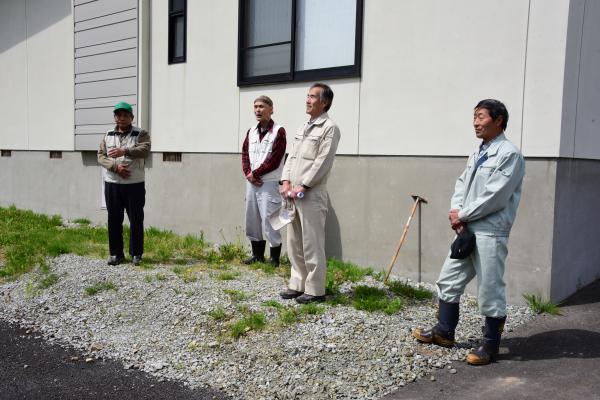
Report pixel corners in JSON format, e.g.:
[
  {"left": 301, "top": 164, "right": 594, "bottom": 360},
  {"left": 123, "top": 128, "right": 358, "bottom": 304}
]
[
  {"left": 473, "top": 107, "right": 502, "bottom": 142},
  {"left": 254, "top": 101, "right": 273, "bottom": 125},
  {"left": 306, "top": 87, "right": 327, "bottom": 118},
  {"left": 114, "top": 110, "right": 134, "bottom": 131}
]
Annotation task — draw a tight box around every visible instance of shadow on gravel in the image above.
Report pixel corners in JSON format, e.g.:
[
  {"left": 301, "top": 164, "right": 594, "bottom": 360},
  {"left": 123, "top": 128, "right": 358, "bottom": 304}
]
[{"left": 499, "top": 329, "right": 600, "bottom": 362}]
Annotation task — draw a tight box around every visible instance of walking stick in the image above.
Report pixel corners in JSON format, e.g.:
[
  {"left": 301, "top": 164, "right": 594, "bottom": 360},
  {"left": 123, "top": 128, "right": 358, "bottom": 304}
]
[{"left": 384, "top": 195, "right": 428, "bottom": 284}]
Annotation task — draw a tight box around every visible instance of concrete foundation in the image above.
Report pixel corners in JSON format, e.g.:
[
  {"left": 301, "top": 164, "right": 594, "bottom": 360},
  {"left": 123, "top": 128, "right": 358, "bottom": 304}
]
[{"left": 1, "top": 151, "right": 598, "bottom": 304}]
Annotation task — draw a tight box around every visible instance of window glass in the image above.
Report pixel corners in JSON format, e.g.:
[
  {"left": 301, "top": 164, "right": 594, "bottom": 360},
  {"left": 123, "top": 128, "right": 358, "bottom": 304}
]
[
  {"left": 245, "top": 0, "right": 292, "bottom": 47},
  {"left": 295, "top": 0, "right": 356, "bottom": 71},
  {"left": 171, "top": 0, "right": 185, "bottom": 13},
  {"left": 244, "top": 44, "right": 291, "bottom": 78},
  {"left": 173, "top": 16, "right": 185, "bottom": 59}
]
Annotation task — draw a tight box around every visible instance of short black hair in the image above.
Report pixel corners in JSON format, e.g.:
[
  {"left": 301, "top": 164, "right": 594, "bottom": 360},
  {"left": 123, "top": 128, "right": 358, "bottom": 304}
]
[
  {"left": 475, "top": 99, "right": 509, "bottom": 130},
  {"left": 311, "top": 82, "right": 334, "bottom": 112}
]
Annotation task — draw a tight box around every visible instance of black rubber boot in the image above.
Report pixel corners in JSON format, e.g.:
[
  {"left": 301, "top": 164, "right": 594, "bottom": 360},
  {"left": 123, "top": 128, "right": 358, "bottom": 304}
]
[
  {"left": 243, "top": 240, "right": 266, "bottom": 264},
  {"left": 413, "top": 299, "right": 460, "bottom": 347},
  {"left": 269, "top": 244, "right": 282, "bottom": 267},
  {"left": 467, "top": 316, "right": 506, "bottom": 365}
]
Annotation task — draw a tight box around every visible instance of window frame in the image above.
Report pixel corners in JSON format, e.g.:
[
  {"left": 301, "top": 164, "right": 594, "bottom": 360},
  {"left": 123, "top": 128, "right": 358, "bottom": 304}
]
[
  {"left": 168, "top": 0, "right": 187, "bottom": 64},
  {"left": 237, "top": 0, "right": 363, "bottom": 86}
]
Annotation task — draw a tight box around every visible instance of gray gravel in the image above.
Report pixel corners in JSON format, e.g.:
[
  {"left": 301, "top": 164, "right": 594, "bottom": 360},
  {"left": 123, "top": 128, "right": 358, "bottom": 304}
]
[{"left": 0, "top": 254, "right": 533, "bottom": 399}]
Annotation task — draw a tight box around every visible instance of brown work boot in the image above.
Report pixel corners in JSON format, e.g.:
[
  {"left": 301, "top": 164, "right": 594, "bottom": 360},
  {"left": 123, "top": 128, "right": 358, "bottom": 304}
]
[
  {"left": 466, "top": 316, "right": 506, "bottom": 366},
  {"left": 466, "top": 343, "right": 496, "bottom": 365},
  {"left": 413, "top": 325, "right": 455, "bottom": 348}
]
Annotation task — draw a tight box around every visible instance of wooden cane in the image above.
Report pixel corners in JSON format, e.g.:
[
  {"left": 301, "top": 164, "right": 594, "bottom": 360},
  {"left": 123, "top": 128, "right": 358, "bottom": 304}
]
[{"left": 384, "top": 196, "right": 426, "bottom": 284}]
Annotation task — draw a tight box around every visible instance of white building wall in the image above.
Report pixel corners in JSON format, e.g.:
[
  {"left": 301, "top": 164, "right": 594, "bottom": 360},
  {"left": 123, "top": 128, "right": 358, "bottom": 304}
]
[
  {"left": 522, "top": 0, "right": 570, "bottom": 157},
  {"left": 0, "top": 0, "right": 73, "bottom": 151},
  {"left": 572, "top": 0, "right": 600, "bottom": 159},
  {"left": 358, "top": 0, "right": 529, "bottom": 156},
  {"left": 150, "top": 0, "right": 239, "bottom": 153}
]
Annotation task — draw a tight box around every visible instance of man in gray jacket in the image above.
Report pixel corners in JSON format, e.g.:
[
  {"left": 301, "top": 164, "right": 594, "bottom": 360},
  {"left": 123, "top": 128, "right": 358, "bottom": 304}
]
[
  {"left": 413, "top": 99, "right": 525, "bottom": 365},
  {"left": 279, "top": 83, "right": 341, "bottom": 304},
  {"left": 97, "top": 102, "right": 151, "bottom": 266}
]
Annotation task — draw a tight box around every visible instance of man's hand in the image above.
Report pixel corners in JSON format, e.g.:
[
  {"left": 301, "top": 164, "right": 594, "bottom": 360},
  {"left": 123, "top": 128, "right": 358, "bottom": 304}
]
[
  {"left": 246, "top": 172, "right": 263, "bottom": 187},
  {"left": 291, "top": 185, "right": 306, "bottom": 199},
  {"left": 279, "top": 181, "right": 291, "bottom": 198},
  {"left": 449, "top": 209, "right": 462, "bottom": 229},
  {"left": 108, "top": 147, "right": 125, "bottom": 158},
  {"left": 116, "top": 164, "right": 131, "bottom": 179}
]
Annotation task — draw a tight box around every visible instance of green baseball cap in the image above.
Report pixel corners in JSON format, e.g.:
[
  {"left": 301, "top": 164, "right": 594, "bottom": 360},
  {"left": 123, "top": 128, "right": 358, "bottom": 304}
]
[{"left": 114, "top": 101, "right": 133, "bottom": 114}]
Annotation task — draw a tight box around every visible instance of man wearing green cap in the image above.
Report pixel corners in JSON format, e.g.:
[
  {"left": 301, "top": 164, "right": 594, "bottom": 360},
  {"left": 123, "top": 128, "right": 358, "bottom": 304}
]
[{"left": 97, "top": 102, "right": 151, "bottom": 266}]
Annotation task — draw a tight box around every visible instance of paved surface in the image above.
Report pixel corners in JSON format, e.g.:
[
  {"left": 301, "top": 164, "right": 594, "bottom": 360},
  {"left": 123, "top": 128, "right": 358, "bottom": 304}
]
[
  {"left": 0, "top": 322, "right": 230, "bottom": 400},
  {"left": 1, "top": 280, "right": 599, "bottom": 399},
  {"left": 383, "top": 279, "right": 600, "bottom": 400}
]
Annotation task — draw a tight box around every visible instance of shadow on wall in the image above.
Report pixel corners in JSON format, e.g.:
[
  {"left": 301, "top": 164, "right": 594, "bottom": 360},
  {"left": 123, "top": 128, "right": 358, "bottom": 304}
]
[
  {"left": 0, "top": 0, "right": 71, "bottom": 55},
  {"left": 325, "top": 194, "right": 342, "bottom": 259}
]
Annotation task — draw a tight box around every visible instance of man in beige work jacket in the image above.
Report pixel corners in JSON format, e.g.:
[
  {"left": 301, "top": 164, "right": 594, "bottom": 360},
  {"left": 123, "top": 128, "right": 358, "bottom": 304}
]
[
  {"left": 413, "top": 99, "right": 525, "bottom": 366},
  {"left": 279, "top": 83, "right": 340, "bottom": 304}
]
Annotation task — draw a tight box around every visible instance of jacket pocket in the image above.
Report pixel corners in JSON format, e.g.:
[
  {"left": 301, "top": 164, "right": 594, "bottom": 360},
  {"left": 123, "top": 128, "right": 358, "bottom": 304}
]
[{"left": 301, "top": 136, "right": 320, "bottom": 160}]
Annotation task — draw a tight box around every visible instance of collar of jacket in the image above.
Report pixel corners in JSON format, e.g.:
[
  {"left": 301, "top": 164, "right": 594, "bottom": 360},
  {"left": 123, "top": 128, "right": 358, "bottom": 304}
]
[
  {"left": 110, "top": 125, "right": 133, "bottom": 135},
  {"left": 474, "top": 132, "right": 506, "bottom": 157},
  {"left": 308, "top": 112, "right": 329, "bottom": 127}
]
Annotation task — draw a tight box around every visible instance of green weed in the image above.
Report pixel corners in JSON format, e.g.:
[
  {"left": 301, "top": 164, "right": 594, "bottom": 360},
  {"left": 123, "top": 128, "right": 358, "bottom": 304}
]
[
  {"left": 208, "top": 306, "right": 227, "bottom": 321},
  {"left": 37, "top": 273, "right": 59, "bottom": 289},
  {"left": 144, "top": 275, "right": 153, "bottom": 283},
  {"left": 155, "top": 273, "right": 166, "bottom": 281},
  {"left": 352, "top": 285, "right": 403, "bottom": 314},
  {"left": 523, "top": 293, "right": 561, "bottom": 315},
  {"left": 217, "top": 271, "right": 240, "bottom": 281},
  {"left": 278, "top": 308, "right": 299, "bottom": 326},
  {"left": 229, "top": 312, "right": 266, "bottom": 339},
  {"left": 85, "top": 281, "right": 117, "bottom": 296},
  {"left": 223, "top": 289, "right": 250, "bottom": 302},
  {"left": 386, "top": 280, "right": 433, "bottom": 300},
  {"left": 72, "top": 218, "right": 91, "bottom": 225},
  {"left": 325, "top": 258, "right": 376, "bottom": 295},
  {"left": 298, "top": 303, "right": 325, "bottom": 315},
  {"left": 261, "top": 300, "right": 284, "bottom": 310}
]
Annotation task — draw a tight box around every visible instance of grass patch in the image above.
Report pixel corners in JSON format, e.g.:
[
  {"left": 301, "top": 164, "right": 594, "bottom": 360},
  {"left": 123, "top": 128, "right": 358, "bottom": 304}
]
[
  {"left": 326, "top": 294, "right": 351, "bottom": 306},
  {"left": 248, "top": 261, "right": 277, "bottom": 275},
  {"left": 223, "top": 289, "right": 250, "bottom": 302},
  {"left": 325, "top": 258, "right": 377, "bottom": 295},
  {"left": 229, "top": 312, "right": 266, "bottom": 339},
  {"left": 0, "top": 207, "right": 221, "bottom": 279},
  {"left": 172, "top": 266, "right": 197, "bottom": 283},
  {"left": 208, "top": 306, "right": 227, "bottom": 321},
  {"left": 37, "top": 273, "right": 59, "bottom": 289},
  {"left": 261, "top": 300, "right": 285, "bottom": 310},
  {"left": 144, "top": 275, "right": 153, "bottom": 283},
  {"left": 156, "top": 273, "right": 166, "bottom": 281},
  {"left": 216, "top": 270, "right": 241, "bottom": 281},
  {"left": 386, "top": 280, "right": 433, "bottom": 300},
  {"left": 352, "top": 285, "right": 403, "bottom": 315},
  {"left": 278, "top": 308, "right": 300, "bottom": 326},
  {"left": 298, "top": 303, "right": 325, "bottom": 315},
  {"left": 523, "top": 293, "right": 562, "bottom": 315},
  {"left": 85, "top": 281, "right": 117, "bottom": 296}
]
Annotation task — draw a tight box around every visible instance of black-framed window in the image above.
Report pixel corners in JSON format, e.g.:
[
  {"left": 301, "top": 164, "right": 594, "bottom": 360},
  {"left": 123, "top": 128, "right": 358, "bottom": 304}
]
[
  {"left": 168, "top": 0, "right": 187, "bottom": 64},
  {"left": 238, "top": 0, "right": 363, "bottom": 86}
]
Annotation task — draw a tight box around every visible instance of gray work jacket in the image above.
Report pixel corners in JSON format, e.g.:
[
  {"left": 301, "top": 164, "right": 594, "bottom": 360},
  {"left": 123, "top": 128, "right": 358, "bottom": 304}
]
[{"left": 453, "top": 133, "right": 525, "bottom": 236}]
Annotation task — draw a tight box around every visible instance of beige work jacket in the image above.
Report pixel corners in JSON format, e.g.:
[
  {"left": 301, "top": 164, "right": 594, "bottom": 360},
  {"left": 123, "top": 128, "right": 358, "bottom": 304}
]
[{"left": 281, "top": 112, "right": 341, "bottom": 189}]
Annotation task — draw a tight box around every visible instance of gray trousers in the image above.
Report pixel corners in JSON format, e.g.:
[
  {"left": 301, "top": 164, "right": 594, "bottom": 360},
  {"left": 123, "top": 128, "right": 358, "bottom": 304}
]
[
  {"left": 287, "top": 188, "right": 328, "bottom": 296},
  {"left": 436, "top": 233, "right": 509, "bottom": 318},
  {"left": 245, "top": 180, "right": 282, "bottom": 246}
]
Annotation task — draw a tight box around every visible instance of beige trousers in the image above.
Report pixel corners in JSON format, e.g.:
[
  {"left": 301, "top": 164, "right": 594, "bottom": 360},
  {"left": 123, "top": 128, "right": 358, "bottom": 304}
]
[{"left": 287, "top": 188, "right": 328, "bottom": 296}]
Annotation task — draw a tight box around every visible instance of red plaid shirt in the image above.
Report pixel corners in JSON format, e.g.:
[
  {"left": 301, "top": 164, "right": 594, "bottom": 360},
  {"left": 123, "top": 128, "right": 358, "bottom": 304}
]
[{"left": 242, "top": 120, "right": 287, "bottom": 177}]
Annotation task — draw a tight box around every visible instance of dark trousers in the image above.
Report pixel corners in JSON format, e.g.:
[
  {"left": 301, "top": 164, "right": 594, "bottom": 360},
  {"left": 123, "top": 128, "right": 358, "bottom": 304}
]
[{"left": 104, "top": 181, "right": 145, "bottom": 257}]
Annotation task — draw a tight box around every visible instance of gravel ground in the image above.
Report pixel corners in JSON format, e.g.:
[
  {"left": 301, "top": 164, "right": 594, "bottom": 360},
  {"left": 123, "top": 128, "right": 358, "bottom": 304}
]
[{"left": 0, "top": 254, "right": 534, "bottom": 399}]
